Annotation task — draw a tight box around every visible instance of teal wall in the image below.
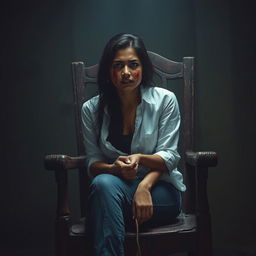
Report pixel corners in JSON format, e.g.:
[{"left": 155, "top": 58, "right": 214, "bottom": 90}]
[{"left": 1, "top": 0, "right": 255, "bottom": 254}]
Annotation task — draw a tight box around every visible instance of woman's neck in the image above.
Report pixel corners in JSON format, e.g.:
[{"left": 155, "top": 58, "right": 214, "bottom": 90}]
[{"left": 118, "top": 88, "right": 141, "bottom": 110}]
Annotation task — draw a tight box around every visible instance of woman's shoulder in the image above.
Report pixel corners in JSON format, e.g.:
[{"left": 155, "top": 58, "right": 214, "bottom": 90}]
[
  {"left": 82, "top": 95, "right": 100, "bottom": 113},
  {"left": 152, "top": 86, "right": 174, "bottom": 96},
  {"left": 142, "top": 86, "right": 176, "bottom": 103}
]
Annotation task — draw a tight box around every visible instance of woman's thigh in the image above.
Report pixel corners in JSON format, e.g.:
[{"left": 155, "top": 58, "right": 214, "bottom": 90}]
[
  {"left": 89, "top": 175, "right": 181, "bottom": 228},
  {"left": 88, "top": 174, "right": 141, "bottom": 209},
  {"left": 145, "top": 181, "right": 182, "bottom": 227}
]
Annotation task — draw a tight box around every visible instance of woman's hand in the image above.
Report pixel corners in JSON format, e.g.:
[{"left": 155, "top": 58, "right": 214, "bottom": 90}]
[
  {"left": 133, "top": 183, "right": 153, "bottom": 224},
  {"left": 111, "top": 156, "right": 138, "bottom": 180},
  {"left": 115, "top": 154, "right": 141, "bottom": 166},
  {"left": 126, "top": 154, "right": 141, "bottom": 166}
]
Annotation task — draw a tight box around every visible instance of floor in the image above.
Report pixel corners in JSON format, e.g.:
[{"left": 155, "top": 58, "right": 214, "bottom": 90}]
[
  {"left": 0, "top": 248, "right": 255, "bottom": 256},
  {"left": 0, "top": 248, "right": 54, "bottom": 256}
]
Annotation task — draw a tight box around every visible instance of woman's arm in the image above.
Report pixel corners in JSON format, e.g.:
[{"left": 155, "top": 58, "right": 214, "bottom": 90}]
[
  {"left": 126, "top": 153, "right": 169, "bottom": 224},
  {"left": 89, "top": 161, "right": 115, "bottom": 176},
  {"left": 128, "top": 153, "right": 167, "bottom": 172},
  {"left": 82, "top": 99, "right": 139, "bottom": 180},
  {"left": 132, "top": 92, "right": 181, "bottom": 223},
  {"left": 90, "top": 157, "right": 138, "bottom": 180},
  {"left": 133, "top": 169, "right": 162, "bottom": 223}
]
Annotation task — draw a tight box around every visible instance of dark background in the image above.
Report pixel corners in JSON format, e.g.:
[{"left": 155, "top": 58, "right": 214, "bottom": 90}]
[{"left": 1, "top": 0, "right": 256, "bottom": 255}]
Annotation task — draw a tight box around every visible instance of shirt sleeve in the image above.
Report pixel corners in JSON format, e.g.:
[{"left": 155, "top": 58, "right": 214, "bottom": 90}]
[
  {"left": 153, "top": 92, "right": 181, "bottom": 172},
  {"left": 81, "top": 100, "right": 107, "bottom": 177}
]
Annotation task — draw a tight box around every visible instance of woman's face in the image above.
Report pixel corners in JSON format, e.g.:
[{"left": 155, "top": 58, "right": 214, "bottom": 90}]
[{"left": 110, "top": 47, "right": 142, "bottom": 93}]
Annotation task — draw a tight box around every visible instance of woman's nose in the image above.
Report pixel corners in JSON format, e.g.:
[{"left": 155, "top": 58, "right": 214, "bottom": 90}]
[{"left": 122, "top": 66, "right": 131, "bottom": 79}]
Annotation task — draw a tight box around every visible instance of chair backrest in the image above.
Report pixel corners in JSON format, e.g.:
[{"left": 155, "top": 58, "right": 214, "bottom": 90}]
[{"left": 71, "top": 51, "right": 195, "bottom": 216}]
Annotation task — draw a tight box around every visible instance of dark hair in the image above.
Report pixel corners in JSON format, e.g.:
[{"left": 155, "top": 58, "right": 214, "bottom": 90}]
[{"left": 97, "top": 33, "right": 154, "bottom": 142}]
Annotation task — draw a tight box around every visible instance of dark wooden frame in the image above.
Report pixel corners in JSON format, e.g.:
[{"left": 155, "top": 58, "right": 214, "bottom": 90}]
[{"left": 45, "top": 51, "right": 217, "bottom": 256}]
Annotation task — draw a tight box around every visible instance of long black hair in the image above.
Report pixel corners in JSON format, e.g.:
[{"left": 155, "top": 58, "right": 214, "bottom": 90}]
[{"left": 97, "top": 33, "right": 154, "bottom": 142}]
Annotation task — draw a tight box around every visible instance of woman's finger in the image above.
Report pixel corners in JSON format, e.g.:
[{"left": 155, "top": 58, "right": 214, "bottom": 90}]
[
  {"left": 139, "top": 205, "right": 152, "bottom": 224},
  {"left": 118, "top": 156, "right": 130, "bottom": 164}
]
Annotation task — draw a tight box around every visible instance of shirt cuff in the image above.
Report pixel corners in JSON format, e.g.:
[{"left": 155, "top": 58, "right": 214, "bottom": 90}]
[{"left": 154, "top": 150, "right": 180, "bottom": 172}]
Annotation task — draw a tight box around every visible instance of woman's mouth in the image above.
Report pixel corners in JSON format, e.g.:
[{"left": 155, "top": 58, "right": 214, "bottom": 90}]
[{"left": 121, "top": 79, "right": 133, "bottom": 84}]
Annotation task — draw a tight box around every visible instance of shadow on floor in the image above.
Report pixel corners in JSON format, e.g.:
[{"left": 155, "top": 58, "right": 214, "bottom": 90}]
[{"left": 1, "top": 248, "right": 256, "bottom": 256}]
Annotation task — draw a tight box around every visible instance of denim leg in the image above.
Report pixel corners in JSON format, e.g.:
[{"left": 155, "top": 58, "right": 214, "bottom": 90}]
[{"left": 88, "top": 174, "right": 140, "bottom": 256}]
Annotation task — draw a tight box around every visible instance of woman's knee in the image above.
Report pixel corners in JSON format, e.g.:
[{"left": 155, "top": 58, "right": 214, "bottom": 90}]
[
  {"left": 90, "top": 174, "right": 120, "bottom": 194},
  {"left": 151, "top": 181, "right": 181, "bottom": 207}
]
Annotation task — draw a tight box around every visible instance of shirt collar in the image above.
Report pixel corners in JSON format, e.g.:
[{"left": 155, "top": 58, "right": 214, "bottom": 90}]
[{"left": 140, "top": 84, "right": 154, "bottom": 104}]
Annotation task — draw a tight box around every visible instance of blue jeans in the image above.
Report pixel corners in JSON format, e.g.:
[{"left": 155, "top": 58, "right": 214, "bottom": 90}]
[{"left": 87, "top": 174, "right": 182, "bottom": 256}]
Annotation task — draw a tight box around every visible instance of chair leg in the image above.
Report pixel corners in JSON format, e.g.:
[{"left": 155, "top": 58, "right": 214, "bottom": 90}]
[{"left": 55, "top": 215, "right": 70, "bottom": 256}]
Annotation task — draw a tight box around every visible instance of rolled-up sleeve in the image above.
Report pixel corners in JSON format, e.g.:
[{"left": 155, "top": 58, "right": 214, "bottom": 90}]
[
  {"left": 81, "top": 100, "right": 106, "bottom": 177},
  {"left": 153, "top": 93, "right": 181, "bottom": 172}
]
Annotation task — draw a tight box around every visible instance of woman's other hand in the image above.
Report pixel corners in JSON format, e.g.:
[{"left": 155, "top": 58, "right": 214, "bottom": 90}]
[
  {"left": 133, "top": 183, "right": 153, "bottom": 224},
  {"left": 111, "top": 156, "right": 138, "bottom": 180}
]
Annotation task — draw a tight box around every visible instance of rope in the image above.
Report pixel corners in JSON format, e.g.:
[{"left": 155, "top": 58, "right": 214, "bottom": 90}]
[{"left": 135, "top": 218, "right": 142, "bottom": 256}]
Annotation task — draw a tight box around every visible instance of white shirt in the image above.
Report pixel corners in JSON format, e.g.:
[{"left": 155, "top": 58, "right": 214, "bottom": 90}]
[{"left": 81, "top": 85, "right": 186, "bottom": 191}]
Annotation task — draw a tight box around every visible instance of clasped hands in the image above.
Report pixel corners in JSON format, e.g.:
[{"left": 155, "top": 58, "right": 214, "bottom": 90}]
[
  {"left": 111, "top": 154, "right": 140, "bottom": 180},
  {"left": 111, "top": 154, "right": 153, "bottom": 224}
]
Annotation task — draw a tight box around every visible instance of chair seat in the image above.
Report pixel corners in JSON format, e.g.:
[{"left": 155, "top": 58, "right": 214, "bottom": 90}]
[{"left": 70, "top": 213, "right": 196, "bottom": 238}]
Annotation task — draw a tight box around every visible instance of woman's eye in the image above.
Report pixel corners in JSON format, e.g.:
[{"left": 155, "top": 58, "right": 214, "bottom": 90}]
[
  {"left": 129, "top": 62, "right": 139, "bottom": 69},
  {"left": 113, "top": 63, "right": 123, "bottom": 70}
]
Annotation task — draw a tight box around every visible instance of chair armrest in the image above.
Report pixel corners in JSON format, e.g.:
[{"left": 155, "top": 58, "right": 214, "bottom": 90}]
[
  {"left": 44, "top": 154, "right": 86, "bottom": 218},
  {"left": 44, "top": 154, "right": 86, "bottom": 170},
  {"left": 185, "top": 151, "right": 218, "bottom": 167}
]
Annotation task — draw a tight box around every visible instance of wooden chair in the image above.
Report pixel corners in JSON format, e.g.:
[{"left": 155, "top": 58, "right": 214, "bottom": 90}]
[{"left": 44, "top": 51, "right": 217, "bottom": 256}]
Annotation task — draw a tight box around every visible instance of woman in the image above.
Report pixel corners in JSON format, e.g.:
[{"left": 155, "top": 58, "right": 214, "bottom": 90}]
[{"left": 81, "top": 33, "right": 186, "bottom": 256}]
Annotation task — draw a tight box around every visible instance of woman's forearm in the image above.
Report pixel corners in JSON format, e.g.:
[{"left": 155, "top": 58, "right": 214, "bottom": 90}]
[
  {"left": 90, "top": 154, "right": 167, "bottom": 180},
  {"left": 139, "top": 169, "right": 163, "bottom": 190},
  {"left": 138, "top": 154, "right": 168, "bottom": 172},
  {"left": 90, "top": 157, "right": 138, "bottom": 180},
  {"left": 90, "top": 161, "right": 115, "bottom": 177},
  {"left": 130, "top": 154, "right": 167, "bottom": 190}
]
